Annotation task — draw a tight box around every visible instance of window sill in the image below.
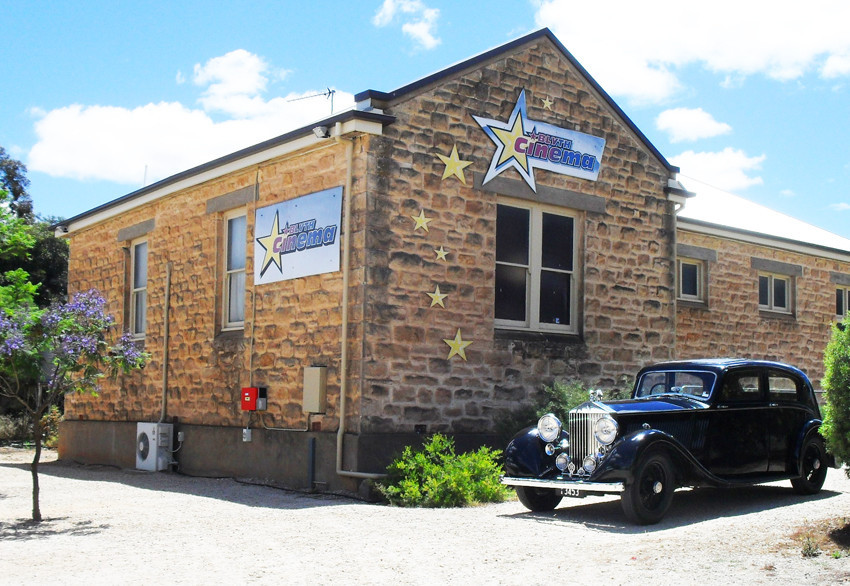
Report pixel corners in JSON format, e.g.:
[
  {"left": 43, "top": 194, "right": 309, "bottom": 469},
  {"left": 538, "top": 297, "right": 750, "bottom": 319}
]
[
  {"left": 677, "top": 299, "right": 708, "bottom": 310},
  {"left": 215, "top": 328, "right": 245, "bottom": 342},
  {"left": 494, "top": 328, "right": 583, "bottom": 344},
  {"left": 758, "top": 310, "right": 796, "bottom": 322}
]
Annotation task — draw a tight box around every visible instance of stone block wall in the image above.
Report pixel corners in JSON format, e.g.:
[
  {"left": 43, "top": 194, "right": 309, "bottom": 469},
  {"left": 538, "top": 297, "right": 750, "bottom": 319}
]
[
  {"left": 676, "top": 228, "right": 850, "bottom": 387},
  {"left": 65, "top": 141, "right": 363, "bottom": 431},
  {"left": 358, "top": 37, "right": 676, "bottom": 434}
]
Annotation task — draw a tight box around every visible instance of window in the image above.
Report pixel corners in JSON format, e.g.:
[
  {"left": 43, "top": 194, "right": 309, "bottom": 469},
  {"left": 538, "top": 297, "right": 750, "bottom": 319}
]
[
  {"left": 677, "top": 258, "right": 705, "bottom": 302},
  {"left": 837, "top": 287, "right": 849, "bottom": 317},
  {"left": 223, "top": 212, "right": 246, "bottom": 329},
  {"left": 495, "top": 202, "right": 577, "bottom": 333},
  {"left": 719, "top": 371, "right": 762, "bottom": 403},
  {"left": 758, "top": 273, "right": 792, "bottom": 314},
  {"left": 130, "top": 240, "right": 148, "bottom": 338},
  {"left": 768, "top": 372, "right": 800, "bottom": 403}
]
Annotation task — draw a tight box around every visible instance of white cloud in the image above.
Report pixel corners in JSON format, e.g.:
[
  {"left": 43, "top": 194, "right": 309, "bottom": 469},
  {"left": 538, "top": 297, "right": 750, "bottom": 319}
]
[
  {"left": 535, "top": 0, "right": 850, "bottom": 104},
  {"left": 672, "top": 148, "right": 766, "bottom": 192},
  {"left": 829, "top": 202, "right": 850, "bottom": 211},
  {"left": 27, "top": 50, "right": 354, "bottom": 186},
  {"left": 372, "top": 0, "right": 441, "bottom": 50},
  {"left": 780, "top": 189, "right": 795, "bottom": 198},
  {"left": 655, "top": 108, "right": 732, "bottom": 143}
]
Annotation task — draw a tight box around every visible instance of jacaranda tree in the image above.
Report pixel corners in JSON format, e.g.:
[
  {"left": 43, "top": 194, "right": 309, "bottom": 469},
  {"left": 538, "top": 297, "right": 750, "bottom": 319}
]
[{"left": 0, "top": 288, "right": 147, "bottom": 522}]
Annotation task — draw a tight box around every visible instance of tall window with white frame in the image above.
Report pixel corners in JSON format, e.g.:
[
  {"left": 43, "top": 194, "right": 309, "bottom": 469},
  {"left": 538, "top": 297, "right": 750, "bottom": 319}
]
[
  {"left": 495, "top": 201, "right": 577, "bottom": 334},
  {"left": 130, "top": 240, "right": 148, "bottom": 338},
  {"left": 758, "top": 273, "right": 792, "bottom": 314},
  {"left": 223, "top": 212, "right": 246, "bottom": 330}
]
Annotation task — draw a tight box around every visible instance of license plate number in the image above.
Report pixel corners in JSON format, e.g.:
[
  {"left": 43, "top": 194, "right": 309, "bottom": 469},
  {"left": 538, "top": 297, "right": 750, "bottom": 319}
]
[{"left": 560, "top": 488, "right": 584, "bottom": 498}]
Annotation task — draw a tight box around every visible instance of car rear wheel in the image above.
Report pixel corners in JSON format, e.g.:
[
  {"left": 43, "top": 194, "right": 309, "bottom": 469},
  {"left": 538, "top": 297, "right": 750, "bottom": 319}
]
[
  {"left": 515, "top": 486, "right": 562, "bottom": 511},
  {"left": 621, "top": 451, "right": 675, "bottom": 525},
  {"left": 791, "top": 435, "right": 828, "bottom": 495}
]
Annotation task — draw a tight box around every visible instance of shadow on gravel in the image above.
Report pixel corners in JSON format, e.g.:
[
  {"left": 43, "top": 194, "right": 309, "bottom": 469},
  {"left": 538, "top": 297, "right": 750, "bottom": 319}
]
[
  {"left": 0, "top": 517, "right": 110, "bottom": 541},
  {"left": 503, "top": 484, "right": 841, "bottom": 533},
  {"left": 0, "top": 459, "right": 364, "bottom": 512}
]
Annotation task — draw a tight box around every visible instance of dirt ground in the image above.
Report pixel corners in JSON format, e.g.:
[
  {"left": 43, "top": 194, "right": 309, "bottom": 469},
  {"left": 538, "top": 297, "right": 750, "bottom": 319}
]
[{"left": 2, "top": 447, "right": 850, "bottom": 585}]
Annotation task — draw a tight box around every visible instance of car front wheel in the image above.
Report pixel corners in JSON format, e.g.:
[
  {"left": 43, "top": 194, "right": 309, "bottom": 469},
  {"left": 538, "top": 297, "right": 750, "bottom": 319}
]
[
  {"left": 621, "top": 451, "right": 675, "bottom": 525},
  {"left": 791, "top": 436, "right": 828, "bottom": 495},
  {"left": 515, "top": 486, "right": 562, "bottom": 511}
]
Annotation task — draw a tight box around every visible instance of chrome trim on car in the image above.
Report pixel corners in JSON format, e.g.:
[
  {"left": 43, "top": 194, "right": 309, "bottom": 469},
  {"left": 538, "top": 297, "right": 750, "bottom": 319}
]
[{"left": 500, "top": 475, "right": 625, "bottom": 493}]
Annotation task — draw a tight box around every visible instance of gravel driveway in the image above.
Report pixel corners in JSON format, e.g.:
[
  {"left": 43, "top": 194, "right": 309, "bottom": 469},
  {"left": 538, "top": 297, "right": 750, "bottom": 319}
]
[{"left": 2, "top": 447, "right": 850, "bottom": 585}]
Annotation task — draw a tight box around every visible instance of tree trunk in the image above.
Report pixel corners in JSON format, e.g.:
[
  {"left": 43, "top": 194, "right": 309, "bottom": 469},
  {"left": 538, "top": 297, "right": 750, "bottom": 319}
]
[{"left": 31, "top": 416, "right": 42, "bottom": 523}]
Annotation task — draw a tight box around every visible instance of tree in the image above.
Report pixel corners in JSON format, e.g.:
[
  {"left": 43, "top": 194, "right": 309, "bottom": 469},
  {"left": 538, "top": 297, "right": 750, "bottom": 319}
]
[
  {"left": 0, "top": 287, "right": 147, "bottom": 522},
  {"left": 821, "top": 318, "right": 850, "bottom": 475},
  {"left": 0, "top": 146, "right": 33, "bottom": 220}
]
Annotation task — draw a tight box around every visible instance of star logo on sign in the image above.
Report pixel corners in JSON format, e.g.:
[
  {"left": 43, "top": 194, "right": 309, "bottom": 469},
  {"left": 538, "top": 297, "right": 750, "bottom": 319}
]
[
  {"left": 443, "top": 328, "right": 472, "bottom": 361},
  {"left": 473, "top": 89, "right": 535, "bottom": 189},
  {"left": 256, "top": 212, "right": 283, "bottom": 277}
]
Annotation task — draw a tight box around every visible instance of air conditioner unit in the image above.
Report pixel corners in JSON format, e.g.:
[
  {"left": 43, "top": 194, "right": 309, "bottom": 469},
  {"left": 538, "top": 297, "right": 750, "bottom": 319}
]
[{"left": 136, "top": 422, "right": 173, "bottom": 471}]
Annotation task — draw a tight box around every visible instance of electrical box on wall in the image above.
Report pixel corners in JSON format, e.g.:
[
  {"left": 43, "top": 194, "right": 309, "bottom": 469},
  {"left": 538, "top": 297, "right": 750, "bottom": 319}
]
[
  {"left": 303, "top": 366, "right": 327, "bottom": 413},
  {"left": 241, "top": 387, "right": 267, "bottom": 411}
]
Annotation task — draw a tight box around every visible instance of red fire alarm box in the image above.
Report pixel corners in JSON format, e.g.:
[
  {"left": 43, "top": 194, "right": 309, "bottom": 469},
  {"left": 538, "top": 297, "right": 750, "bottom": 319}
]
[{"left": 241, "top": 387, "right": 267, "bottom": 411}]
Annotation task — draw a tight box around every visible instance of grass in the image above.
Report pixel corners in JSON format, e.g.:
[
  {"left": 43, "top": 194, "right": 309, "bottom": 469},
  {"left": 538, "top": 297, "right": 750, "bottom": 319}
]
[{"left": 792, "top": 517, "right": 850, "bottom": 558}]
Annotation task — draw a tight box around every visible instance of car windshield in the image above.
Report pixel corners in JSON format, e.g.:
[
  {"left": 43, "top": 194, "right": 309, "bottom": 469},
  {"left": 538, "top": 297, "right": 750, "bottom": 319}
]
[{"left": 634, "top": 370, "right": 716, "bottom": 400}]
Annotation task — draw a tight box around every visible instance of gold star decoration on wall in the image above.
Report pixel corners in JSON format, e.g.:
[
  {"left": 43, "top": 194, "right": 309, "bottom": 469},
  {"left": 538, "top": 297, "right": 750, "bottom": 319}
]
[
  {"left": 541, "top": 96, "right": 554, "bottom": 110},
  {"left": 434, "top": 246, "right": 449, "bottom": 261},
  {"left": 427, "top": 285, "right": 448, "bottom": 308},
  {"left": 437, "top": 145, "right": 473, "bottom": 185},
  {"left": 444, "top": 329, "right": 472, "bottom": 361},
  {"left": 410, "top": 209, "right": 433, "bottom": 232}
]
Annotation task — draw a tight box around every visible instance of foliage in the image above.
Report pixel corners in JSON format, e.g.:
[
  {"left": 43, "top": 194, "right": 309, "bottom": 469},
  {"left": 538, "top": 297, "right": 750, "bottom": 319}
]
[
  {"left": 821, "top": 317, "right": 850, "bottom": 475},
  {"left": 0, "top": 288, "right": 148, "bottom": 521},
  {"left": 0, "top": 189, "right": 35, "bottom": 260},
  {"left": 40, "top": 405, "right": 62, "bottom": 448},
  {"left": 0, "top": 147, "right": 33, "bottom": 220},
  {"left": 0, "top": 218, "right": 69, "bottom": 307},
  {"left": 538, "top": 379, "right": 593, "bottom": 419},
  {"left": 378, "top": 434, "right": 509, "bottom": 507},
  {"left": 0, "top": 412, "right": 30, "bottom": 441},
  {"left": 801, "top": 535, "right": 821, "bottom": 558}
]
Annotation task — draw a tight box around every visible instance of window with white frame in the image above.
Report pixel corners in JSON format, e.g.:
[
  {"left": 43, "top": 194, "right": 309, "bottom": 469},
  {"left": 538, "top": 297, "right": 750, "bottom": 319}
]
[
  {"left": 677, "top": 258, "right": 705, "bottom": 302},
  {"left": 130, "top": 240, "right": 148, "bottom": 338},
  {"left": 223, "top": 212, "right": 246, "bottom": 329},
  {"left": 758, "top": 273, "right": 792, "bottom": 314},
  {"left": 495, "top": 201, "right": 577, "bottom": 333},
  {"left": 837, "top": 287, "right": 849, "bottom": 318}
]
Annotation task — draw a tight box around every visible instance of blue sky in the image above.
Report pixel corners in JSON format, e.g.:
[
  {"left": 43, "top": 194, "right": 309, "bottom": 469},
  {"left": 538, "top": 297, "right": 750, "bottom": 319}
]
[{"left": 3, "top": 1, "right": 850, "bottom": 239}]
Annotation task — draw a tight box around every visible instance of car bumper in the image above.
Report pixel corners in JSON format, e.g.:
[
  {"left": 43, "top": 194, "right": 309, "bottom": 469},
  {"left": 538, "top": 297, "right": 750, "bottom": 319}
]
[{"left": 500, "top": 475, "right": 625, "bottom": 493}]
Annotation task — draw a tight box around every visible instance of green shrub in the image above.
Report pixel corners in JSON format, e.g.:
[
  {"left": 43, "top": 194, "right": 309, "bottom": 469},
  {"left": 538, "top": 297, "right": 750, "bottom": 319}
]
[
  {"left": 0, "top": 412, "right": 31, "bottom": 442},
  {"left": 538, "top": 380, "right": 592, "bottom": 419},
  {"left": 40, "top": 405, "right": 62, "bottom": 448},
  {"left": 378, "top": 434, "right": 510, "bottom": 507},
  {"left": 821, "top": 318, "right": 850, "bottom": 475}
]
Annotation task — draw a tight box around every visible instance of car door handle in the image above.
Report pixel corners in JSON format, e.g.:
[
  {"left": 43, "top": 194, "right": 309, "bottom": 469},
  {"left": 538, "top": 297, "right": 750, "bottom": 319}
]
[{"left": 769, "top": 403, "right": 779, "bottom": 407}]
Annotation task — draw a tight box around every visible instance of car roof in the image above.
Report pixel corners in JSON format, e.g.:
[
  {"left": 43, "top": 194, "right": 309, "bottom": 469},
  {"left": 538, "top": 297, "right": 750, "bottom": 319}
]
[{"left": 637, "top": 358, "right": 809, "bottom": 380}]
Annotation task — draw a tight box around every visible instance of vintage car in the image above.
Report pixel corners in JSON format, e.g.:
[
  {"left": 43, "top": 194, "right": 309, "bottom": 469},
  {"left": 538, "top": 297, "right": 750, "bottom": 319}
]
[{"left": 501, "top": 359, "right": 835, "bottom": 524}]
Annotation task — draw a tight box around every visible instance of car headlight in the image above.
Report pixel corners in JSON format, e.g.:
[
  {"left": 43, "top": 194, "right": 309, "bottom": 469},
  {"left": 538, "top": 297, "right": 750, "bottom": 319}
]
[
  {"left": 594, "top": 415, "right": 618, "bottom": 445},
  {"left": 555, "top": 453, "right": 570, "bottom": 471},
  {"left": 537, "top": 413, "right": 562, "bottom": 443}
]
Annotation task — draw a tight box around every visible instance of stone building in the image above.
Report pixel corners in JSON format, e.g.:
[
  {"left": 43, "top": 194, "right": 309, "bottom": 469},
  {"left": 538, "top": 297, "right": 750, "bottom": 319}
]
[{"left": 57, "top": 29, "right": 850, "bottom": 491}]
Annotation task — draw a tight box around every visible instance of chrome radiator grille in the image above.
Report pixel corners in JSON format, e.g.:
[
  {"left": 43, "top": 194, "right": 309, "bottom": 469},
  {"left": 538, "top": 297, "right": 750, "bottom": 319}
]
[{"left": 568, "top": 405, "right": 605, "bottom": 462}]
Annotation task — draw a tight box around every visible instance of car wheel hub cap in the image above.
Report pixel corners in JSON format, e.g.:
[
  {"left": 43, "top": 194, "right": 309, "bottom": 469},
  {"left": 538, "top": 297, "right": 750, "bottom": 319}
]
[
  {"left": 652, "top": 481, "right": 663, "bottom": 494},
  {"left": 813, "top": 459, "right": 821, "bottom": 471}
]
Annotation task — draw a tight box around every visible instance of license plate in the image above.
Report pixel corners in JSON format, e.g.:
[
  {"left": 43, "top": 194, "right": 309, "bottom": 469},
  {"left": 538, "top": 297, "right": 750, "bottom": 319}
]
[{"left": 560, "top": 488, "right": 584, "bottom": 498}]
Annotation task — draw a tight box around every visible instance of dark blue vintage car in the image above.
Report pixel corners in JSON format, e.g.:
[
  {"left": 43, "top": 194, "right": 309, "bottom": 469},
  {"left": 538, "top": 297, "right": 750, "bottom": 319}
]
[{"left": 501, "top": 359, "right": 835, "bottom": 524}]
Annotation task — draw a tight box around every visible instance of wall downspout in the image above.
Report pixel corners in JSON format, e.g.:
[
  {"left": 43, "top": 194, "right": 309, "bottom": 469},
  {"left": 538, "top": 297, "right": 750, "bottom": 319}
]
[
  {"left": 158, "top": 261, "right": 173, "bottom": 423},
  {"left": 334, "top": 122, "right": 385, "bottom": 481}
]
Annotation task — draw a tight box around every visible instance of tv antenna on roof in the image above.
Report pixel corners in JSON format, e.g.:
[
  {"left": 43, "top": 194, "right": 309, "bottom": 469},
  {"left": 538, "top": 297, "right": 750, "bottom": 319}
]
[{"left": 288, "top": 87, "right": 336, "bottom": 114}]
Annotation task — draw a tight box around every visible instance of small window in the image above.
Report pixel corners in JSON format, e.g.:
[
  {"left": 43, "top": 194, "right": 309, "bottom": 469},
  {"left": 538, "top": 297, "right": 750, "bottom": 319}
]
[
  {"left": 758, "top": 273, "right": 792, "bottom": 314},
  {"left": 837, "top": 287, "right": 849, "bottom": 318},
  {"left": 130, "top": 240, "right": 148, "bottom": 338},
  {"left": 678, "top": 258, "right": 705, "bottom": 302},
  {"left": 223, "top": 212, "right": 246, "bottom": 330},
  {"left": 719, "top": 371, "right": 762, "bottom": 402}
]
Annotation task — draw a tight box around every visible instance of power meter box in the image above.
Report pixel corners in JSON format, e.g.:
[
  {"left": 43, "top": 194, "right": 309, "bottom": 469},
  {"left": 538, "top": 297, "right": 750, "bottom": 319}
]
[{"left": 241, "top": 387, "right": 267, "bottom": 411}]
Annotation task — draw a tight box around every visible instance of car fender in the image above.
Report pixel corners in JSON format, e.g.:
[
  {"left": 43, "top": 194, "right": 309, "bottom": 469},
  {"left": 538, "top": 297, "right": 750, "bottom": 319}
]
[
  {"left": 593, "top": 429, "right": 722, "bottom": 487},
  {"left": 793, "top": 419, "right": 837, "bottom": 472},
  {"left": 504, "top": 426, "right": 567, "bottom": 478}
]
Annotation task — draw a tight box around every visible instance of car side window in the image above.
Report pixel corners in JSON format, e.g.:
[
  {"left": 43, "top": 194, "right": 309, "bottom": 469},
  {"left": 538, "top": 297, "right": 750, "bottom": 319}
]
[
  {"left": 768, "top": 372, "right": 800, "bottom": 403},
  {"left": 718, "top": 372, "right": 762, "bottom": 403}
]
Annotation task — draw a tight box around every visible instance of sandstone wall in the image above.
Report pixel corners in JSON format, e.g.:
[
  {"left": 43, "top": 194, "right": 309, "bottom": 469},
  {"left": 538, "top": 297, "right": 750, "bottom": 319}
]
[
  {"left": 359, "top": 37, "right": 676, "bottom": 434},
  {"left": 676, "top": 229, "right": 850, "bottom": 387}
]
